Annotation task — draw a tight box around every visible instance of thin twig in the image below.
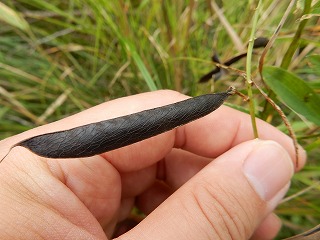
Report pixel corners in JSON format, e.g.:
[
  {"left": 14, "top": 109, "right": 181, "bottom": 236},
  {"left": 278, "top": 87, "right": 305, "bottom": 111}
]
[
  {"left": 253, "top": 82, "right": 300, "bottom": 169},
  {"left": 0, "top": 62, "right": 43, "bottom": 84},
  {"left": 280, "top": 181, "right": 320, "bottom": 204},
  {"left": 210, "top": 0, "right": 244, "bottom": 51},
  {"left": 38, "top": 88, "right": 72, "bottom": 124},
  {"left": 245, "top": 0, "right": 262, "bottom": 138},
  {"left": 0, "top": 85, "right": 41, "bottom": 124}
]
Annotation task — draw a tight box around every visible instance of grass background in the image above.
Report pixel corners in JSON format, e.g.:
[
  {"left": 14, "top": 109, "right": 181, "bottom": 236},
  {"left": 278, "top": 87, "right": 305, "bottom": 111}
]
[{"left": 0, "top": 0, "right": 319, "bottom": 238}]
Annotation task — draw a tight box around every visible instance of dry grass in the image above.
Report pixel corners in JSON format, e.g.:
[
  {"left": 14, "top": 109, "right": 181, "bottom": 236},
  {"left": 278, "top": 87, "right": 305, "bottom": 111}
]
[{"left": 0, "top": 0, "right": 319, "bottom": 238}]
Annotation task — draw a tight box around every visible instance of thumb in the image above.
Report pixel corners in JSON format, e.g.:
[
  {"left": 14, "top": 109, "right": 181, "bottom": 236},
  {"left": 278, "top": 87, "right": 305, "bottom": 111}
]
[{"left": 115, "top": 140, "right": 295, "bottom": 240}]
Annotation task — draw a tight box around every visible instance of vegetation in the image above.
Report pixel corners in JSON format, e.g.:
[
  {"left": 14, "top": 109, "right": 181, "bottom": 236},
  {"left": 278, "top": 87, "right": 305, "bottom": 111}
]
[{"left": 0, "top": 0, "right": 319, "bottom": 238}]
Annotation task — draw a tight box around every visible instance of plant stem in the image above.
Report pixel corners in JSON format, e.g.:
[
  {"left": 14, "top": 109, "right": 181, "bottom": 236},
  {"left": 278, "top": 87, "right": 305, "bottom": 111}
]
[
  {"left": 246, "top": 0, "right": 262, "bottom": 138},
  {"left": 281, "top": 0, "right": 312, "bottom": 69}
]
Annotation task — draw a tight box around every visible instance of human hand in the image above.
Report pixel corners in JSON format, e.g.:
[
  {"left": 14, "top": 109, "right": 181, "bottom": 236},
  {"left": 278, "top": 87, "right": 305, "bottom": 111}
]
[{"left": 0, "top": 90, "right": 306, "bottom": 240}]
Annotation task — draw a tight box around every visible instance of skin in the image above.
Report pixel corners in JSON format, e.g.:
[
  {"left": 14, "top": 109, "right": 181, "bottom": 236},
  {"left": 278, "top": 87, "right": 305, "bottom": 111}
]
[{"left": 0, "top": 90, "right": 306, "bottom": 240}]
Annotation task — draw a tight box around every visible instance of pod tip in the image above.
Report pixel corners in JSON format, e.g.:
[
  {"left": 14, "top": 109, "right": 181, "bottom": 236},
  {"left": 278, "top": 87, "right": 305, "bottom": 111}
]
[{"left": 226, "top": 86, "right": 236, "bottom": 95}]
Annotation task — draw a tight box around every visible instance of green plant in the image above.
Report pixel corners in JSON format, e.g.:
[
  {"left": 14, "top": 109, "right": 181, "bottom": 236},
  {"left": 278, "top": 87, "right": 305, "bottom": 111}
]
[{"left": 0, "top": 0, "right": 319, "bottom": 238}]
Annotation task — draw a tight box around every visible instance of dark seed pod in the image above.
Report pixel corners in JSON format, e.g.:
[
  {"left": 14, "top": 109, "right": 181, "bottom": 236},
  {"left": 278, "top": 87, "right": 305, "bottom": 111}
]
[
  {"left": 199, "top": 37, "right": 269, "bottom": 83},
  {"left": 283, "top": 224, "right": 320, "bottom": 239},
  {"left": 252, "top": 37, "right": 269, "bottom": 49},
  {"left": 2, "top": 88, "right": 235, "bottom": 160},
  {"left": 199, "top": 53, "right": 248, "bottom": 83}
]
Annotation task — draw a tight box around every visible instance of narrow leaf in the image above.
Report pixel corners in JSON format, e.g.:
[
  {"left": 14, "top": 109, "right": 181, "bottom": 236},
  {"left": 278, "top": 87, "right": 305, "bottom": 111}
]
[
  {"left": 125, "top": 41, "right": 158, "bottom": 91},
  {"left": 0, "top": 2, "right": 29, "bottom": 31},
  {"left": 263, "top": 66, "right": 320, "bottom": 125},
  {"left": 101, "top": 11, "right": 158, "bottom": 91}
]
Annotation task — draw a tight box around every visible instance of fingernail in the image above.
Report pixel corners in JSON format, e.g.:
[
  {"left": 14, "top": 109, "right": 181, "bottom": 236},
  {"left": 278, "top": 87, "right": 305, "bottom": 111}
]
[
  {"left": 243, "top": 140, "right": 294, "bottom": 201},
  {"left": 268, "top": 182, "right": 291, "bottom": 210}
]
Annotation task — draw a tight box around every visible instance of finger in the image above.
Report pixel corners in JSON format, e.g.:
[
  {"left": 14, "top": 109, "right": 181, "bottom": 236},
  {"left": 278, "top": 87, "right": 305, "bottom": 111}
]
[
  {"left": 49, "top": 157, "right": 121, "bottom": 225},
  {"left": 120, "top": 164, "right": 157, "bottom": 198},
  {"left": 162, "top": 148, "right": 212, "bottom": 189},
  {"left": 117, "top": 198, "right": 135, "bottom": 222},
  {"left": 133, "top": 149, "right": 212, "bottom": 213},
  {"left": 115, "top": 140, "right": 294, "bottom": 240},
  {"left": 120, "top": 148, "right": 210, "bottom": 199},
  {"left": 174, "top": 106, "right": 306, "bottom": 171},
  {"left": 251, "top": 213, "right": 282, "bottom": 240},
  {"left": 37, "top": 155, "right": 122, "bottom": 237},
  {"left": 0, "top": 151, "right": 109, "bottom": 239},
  {"left": 136, "top": 180, "right": 173, "bottom": 215}
]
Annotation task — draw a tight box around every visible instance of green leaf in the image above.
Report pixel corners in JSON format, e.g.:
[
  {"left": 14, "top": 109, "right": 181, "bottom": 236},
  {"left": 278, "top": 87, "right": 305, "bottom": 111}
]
[
  {"left": 125, "top": 41, "right": 158, "bottom": 91},
  {"left": 311, "top": 0, "right": 320, "bottom": 12},
  {"left": 0, "top": 2, "right": 29, "bottom": 31},
  {"left": 300, "top": 1, "right": 320, "bottom": 20},
  {"left": 99, "top": 8, "right": 158, "bottom": 91},
  {"left": 263, "top": 66, "right": 320, "bottom": 125}
]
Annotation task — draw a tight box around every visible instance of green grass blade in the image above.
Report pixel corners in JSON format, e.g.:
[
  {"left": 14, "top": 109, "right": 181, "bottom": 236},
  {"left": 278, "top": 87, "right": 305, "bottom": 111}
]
[
  {"left": 0, "top": 2, "right": 29, "bottom": 31},
  {"left": 98, "top": 6, "right": 158, "bottom": 91},
  {"left": 263, "top": 66, "right": 320, "bottom": 125},
  {"left": 129, "top": 46, "right": 158, "bottom": 91}
]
